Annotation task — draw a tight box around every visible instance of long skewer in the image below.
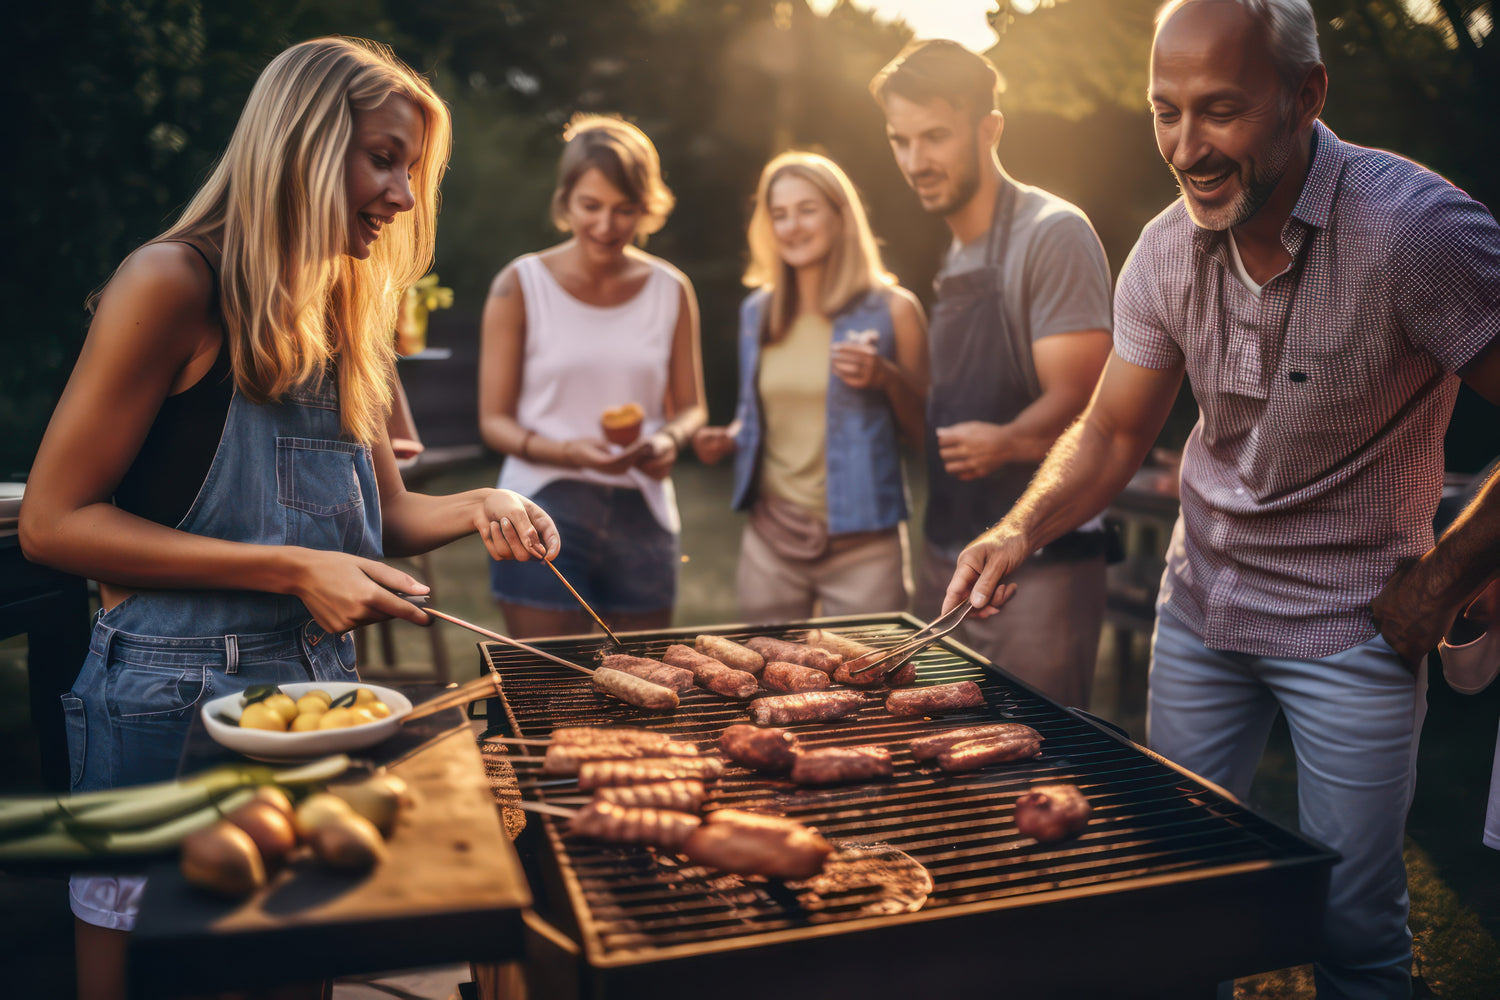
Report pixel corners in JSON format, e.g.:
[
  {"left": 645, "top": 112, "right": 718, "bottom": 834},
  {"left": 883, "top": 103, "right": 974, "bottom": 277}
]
[
  {"left": 400, "top": 596, "right": 597, "bottom": 677},
  {"left": 539, "top": 556, "right": 624, "bottom": 649}
]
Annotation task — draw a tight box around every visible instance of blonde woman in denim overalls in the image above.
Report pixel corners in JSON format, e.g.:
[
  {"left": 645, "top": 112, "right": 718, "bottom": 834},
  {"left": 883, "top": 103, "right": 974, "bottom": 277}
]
[{"left": 20, "top": 39, "right": 558, "bottom": 1000}]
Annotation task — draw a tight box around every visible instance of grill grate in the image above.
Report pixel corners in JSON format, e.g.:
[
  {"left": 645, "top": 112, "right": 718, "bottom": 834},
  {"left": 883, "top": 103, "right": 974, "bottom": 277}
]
[{"left": 480, "top": 614, "right": 1334, "bottom": 981}]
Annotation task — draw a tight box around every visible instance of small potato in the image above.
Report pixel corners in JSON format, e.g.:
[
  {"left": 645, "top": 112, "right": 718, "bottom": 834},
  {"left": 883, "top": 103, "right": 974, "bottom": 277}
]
[
  {"left": 295, "top": 694, "right": 329, "bottom": 717},
  {"left": 347, "top": 706, "right": 378, "bottom": 727},
  {"left": 304, "top": 689, "right": 333, "bottom": 706},
  {"left": 262, "top": 693, "right": 299, "bottom": 726},
  {"left": 240, "top": 702, "right": 287, "bottom": 731},
  {"left": 367, "top": 701, "right": 391, "bottom": 719},
  {"left": 354, "top": 688, "right": 378, "bottom": 707},
  {"left": 291, "top": 712, "right": 323, "bottom": 732},
  {"left": 318, "top": 707, "right": 357, "bottom": 730}
]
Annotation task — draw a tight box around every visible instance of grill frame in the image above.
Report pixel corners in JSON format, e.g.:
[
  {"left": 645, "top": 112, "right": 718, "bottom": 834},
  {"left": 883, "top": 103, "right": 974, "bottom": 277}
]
[{"left": 482, "top": 613, "right": 1336, "bottom": 998}]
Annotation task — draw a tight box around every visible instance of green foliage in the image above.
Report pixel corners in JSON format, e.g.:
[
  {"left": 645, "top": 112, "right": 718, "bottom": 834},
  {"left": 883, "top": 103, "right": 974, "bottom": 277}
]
[{"left": 6, "top": 0, "right": 1496, "bottom": 476}]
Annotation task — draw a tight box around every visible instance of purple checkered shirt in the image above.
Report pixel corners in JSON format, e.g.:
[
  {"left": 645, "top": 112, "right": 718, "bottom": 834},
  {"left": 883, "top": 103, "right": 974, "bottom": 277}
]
[{"left": 1115, "top": 122, "right": 1500, "bottom": 657}]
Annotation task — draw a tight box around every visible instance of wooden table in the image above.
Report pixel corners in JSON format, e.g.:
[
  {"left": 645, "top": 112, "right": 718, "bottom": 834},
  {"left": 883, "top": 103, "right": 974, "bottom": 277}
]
[{"left": 129, "top": 686, "right": 530, "bottom": 997}]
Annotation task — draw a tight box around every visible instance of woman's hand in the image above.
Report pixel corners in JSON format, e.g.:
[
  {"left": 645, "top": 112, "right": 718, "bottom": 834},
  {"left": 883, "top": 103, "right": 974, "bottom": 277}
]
[
  {"left": 477, "top": 489, "right": 561, "bottom": 562},
  {"left": 288, "top": 550, "right": 433, "bottom": 634},
  {"left": 831, "top": 340, "right": 887, "bottom": 391},
  {"left": 562, "top": 438, "right": 641, "bottom": 475},
  {"left": 636, "top": 432, "right": 679, "bottom": 480},
  {"left": 692, "top": 425, "right": 737, "bottom": 465}
]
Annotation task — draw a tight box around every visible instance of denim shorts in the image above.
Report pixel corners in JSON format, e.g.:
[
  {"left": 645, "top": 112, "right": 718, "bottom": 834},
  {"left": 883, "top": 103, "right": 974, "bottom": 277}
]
[{"left": 490, "top": 479, "right": 678, "bottom": 614}]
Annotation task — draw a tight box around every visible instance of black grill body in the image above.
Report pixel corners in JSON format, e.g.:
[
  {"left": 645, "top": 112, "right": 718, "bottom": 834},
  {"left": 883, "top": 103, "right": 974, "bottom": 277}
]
[{"left": 482, "top": 614, "right": 1335, "bottom": 1000}]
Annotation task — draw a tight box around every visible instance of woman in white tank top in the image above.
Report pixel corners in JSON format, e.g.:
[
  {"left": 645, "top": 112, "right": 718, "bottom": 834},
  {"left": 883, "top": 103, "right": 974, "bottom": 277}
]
[{"left": 479, "top": 115, "right": 706, "bottom": 637}]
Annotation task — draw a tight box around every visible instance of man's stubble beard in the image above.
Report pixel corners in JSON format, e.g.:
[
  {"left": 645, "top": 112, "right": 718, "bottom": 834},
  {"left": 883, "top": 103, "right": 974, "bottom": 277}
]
[{"left": 1174, "top": 110, "right": 1298, "bottom": 231}]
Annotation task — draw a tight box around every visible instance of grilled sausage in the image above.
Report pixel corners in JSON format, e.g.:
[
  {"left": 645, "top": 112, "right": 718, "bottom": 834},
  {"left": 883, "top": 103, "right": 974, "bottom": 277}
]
[
  {"left": 542, "top": 739, "right": 698, "bottom": 776},
  {"left": 600, "top": 654, "right": 698, "bottom": 693},
  {"left": 719, "top": 724, "right": 799, "bottom": 771},
  {"left": 662, "top": 644, "right": 759, "bottom": 699},
  {"left": 761, "top": 660, "right": 832, "bottom": 693},
  {"left": 569, "top": 800, "right": 701, "bottom": 850},
  {"left": 591, "top": 668, "right": 680, "bottom": 710},
  {"left": 804, "top": 629, "right": 878, "bottom": 660},
  {"left": 1014, "top": 784, "right": 1092, "bottom": 843},
  {"left": 909, "top": 723, "right": 1044, "bottom": 762},
  {"left": 695, "top": 635, "right": 766, "bottom": 676},
  {"left": 744, "top": 637, "right": 842, "bottom": 674},
  {"left": 594, "top": 779, "right": 707, "bottom": 814},
  {"left": 789, "top": 746, "right": 893, "bottom": 785},
  {"left": 550, "top": 726, "right": 673, "bottom": 749},
  {"left": 750, "top": 690, "right": 866, "bottom": 726},
  {"left": 884, "top": 659, "right": 919, "bottom": 688},
  {"left": 885, "top": 681, "right": 984, "bottom": 717},
  {"left": 682, "top": 809, "right": 832, "bottom": 879},
  {"left": 576, "top": 757, "right": 725, "bottom": 790},
  {"left": 936, "top": 734, "right": 1044, "bottom": 772}
]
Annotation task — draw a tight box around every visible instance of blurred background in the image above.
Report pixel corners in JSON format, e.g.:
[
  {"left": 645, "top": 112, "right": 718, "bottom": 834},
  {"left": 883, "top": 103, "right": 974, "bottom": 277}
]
[{"left": 6, "top": 0, "right": 1499, "bottom": 478}]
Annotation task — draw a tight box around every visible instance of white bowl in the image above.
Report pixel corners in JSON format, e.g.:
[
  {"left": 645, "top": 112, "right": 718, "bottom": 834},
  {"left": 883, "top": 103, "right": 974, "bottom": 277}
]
[{"left": 202, "top": 682, "right": 412, "bottom": 762}]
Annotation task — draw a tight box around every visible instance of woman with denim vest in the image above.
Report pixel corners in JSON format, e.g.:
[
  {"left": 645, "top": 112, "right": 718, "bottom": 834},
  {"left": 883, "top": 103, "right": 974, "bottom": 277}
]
[
  {"left": 693, "top": 152, "right": 928, "bottom": 621},
  {"left": 19, "top": 39, "right": 558, "bottom": 1000}
]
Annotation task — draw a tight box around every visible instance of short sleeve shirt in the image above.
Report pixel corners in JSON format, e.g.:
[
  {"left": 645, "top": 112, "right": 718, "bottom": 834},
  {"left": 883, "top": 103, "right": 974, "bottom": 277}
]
[{"left": 1114, "top": 122, "right": 1500, "bottom": 657}]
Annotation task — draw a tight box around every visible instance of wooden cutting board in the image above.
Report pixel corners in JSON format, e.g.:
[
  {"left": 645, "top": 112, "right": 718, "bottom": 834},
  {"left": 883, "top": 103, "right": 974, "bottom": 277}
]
[{"left": 130, "top": 693, "right": 530, "bottom": 997}]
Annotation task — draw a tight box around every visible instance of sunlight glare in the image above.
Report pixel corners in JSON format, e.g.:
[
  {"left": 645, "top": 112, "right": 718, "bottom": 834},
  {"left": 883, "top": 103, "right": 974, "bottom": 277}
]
[{"left": 806, "top": 0, "right": 1034, "bottom": 53}]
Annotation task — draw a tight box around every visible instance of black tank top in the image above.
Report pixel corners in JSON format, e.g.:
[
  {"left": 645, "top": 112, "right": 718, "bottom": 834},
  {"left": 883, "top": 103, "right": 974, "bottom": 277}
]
[{"left": 112, "top": 241, "right": 235, "bottom": 527}]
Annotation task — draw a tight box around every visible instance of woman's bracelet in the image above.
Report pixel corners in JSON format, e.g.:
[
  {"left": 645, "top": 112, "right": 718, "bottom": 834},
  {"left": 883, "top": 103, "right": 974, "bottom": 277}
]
[{"left": 519, "top": 429, "right": 535, "bottom": 460}]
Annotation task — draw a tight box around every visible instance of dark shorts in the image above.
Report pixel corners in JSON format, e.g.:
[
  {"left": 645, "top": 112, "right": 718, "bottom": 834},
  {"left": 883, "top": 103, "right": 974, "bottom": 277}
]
[{"left": 489, "top": 479, "right": 678, "bottom": 614}]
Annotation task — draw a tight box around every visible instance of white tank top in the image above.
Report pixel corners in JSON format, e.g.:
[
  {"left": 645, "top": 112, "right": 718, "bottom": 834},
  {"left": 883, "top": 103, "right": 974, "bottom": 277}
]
[{"left": 497, "top": 252, "right": 682, "bottom": 532}]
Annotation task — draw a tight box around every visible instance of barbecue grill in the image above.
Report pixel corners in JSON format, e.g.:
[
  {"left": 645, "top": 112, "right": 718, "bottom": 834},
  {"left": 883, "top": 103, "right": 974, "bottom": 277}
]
[{"left": 479, "top": 613, "right": 1336, "bottom": 1000}]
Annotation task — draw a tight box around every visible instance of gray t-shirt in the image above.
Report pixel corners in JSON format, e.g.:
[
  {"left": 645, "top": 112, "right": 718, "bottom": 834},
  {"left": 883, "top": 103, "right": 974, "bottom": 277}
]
[{"left": 939, "top": 178, "right": 1113, "bottom": 347}]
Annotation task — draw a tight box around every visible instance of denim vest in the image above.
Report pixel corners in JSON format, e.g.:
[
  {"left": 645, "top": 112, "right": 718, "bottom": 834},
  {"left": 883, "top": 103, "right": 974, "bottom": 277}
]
[
  {"left": 730, "top": 288, "right": 909, "bottom": 534},
  {"left": 63, "top": 374, "right": 381, "bottom": 791}
]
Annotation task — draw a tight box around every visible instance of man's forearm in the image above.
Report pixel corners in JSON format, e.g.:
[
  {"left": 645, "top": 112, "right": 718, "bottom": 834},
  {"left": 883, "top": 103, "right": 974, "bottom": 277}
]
[
  {"left": 1420, "top": 468, "right": 1500, "bottom": 609},
  {"left": 991, "top": 415, "right": 1144, "bottom": 550}
]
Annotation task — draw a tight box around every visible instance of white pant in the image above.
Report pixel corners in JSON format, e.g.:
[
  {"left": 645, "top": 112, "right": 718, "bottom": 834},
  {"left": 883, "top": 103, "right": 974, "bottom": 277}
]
[
  {"left": 736, "top": 523, "right": 910, "bottom": 624},
  {"left": 1148, "top": 609, "right": 1426, "bottom": 1000}
]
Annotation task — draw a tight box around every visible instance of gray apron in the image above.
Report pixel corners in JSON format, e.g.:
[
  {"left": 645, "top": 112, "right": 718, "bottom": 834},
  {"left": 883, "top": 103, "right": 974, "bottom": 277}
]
[{"left": 924, "top": 180, "right": 1041, "bottom": 552}]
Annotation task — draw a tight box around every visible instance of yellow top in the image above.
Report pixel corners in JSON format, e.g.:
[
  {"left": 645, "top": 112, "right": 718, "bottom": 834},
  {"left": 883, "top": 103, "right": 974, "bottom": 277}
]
[{"left": 758, "top": 313, "right": 832, "bottom": 517}]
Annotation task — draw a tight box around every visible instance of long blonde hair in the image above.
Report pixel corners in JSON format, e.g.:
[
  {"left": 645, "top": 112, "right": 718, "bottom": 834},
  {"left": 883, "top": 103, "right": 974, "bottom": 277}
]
[
  {"left": 743, "top": 152, "right": 892, "bottom": 343},
  {"left": 158, "top": 37, "right": 451, "bottom": 444}
]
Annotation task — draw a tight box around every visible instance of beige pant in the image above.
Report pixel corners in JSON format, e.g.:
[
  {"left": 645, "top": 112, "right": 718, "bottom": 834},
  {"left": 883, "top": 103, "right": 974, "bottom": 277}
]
[
  {"left": 737, "top": 522, "right": 911, "bottom": 624},
  {"left": 916, "top": 545, "right": 1106, "bottom": 710}
]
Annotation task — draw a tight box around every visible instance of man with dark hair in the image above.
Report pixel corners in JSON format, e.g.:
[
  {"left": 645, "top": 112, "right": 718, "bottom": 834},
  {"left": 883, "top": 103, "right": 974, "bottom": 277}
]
[
  {"left": 942, "top": 1, "right": 1500, "bottom": 995},
  {"left": 871, "top": 39, "right": 1114, "bottom": 709}
]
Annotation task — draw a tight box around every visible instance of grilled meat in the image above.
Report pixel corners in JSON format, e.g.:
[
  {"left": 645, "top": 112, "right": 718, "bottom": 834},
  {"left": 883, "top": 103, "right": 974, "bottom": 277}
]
[
  {"left": 591, "top": 668, "right": 679, "bottom": 710},
  {"left": 744, "top": 637, "right": 841, "bottom": 674},
  {"left": 789, "top": 746, "right": 894, "bottom": 785},
  {"left": 750, "top": 690, "right": 866, "bottom": 726},
  {"left": 761, "top": 660, "right": 831, "bottom": 693},
  {"left": 542, "top": 740, "right": 698, "bottom": 776},
  {"left": 682, "top": 809, "right": 832, "bottom": 879},
  {"left": 594, "top": 779, "right": 707, "bottom": 814},
  {"left": 909, "top": 724, "right": 1044, "bottom": 762},
  {"left": 885, "top": 681, "right": 984, "bottom": 717},
  {"left": 719, "top": 724, "right": 799, "bottom": 771},
  {"left": 695, "top": 635, "right": 765, "bottom": 676},
  {"left": 600, "top": 654, "right": 697, "bottom": 693},
  {"left": 936, "top": 734, "right": 1043, "bottom": 772},
  {"left": 804, "top": 628, "right": 877, "bottom": 661},
  {"left": 1014, "top": 784, "right": 1092, "bottom": 843},
  {"left": 576, "top": 757, "right": 725, "bottom": 790},
  {"left": 569, "top": 800, "right": 701, "bottom": 850},
  {"left": 550, "top": 726, "right": 675, "bottom": 749},
  {"left": 663, "top": 644, "right": 759, "bottom": 699}
]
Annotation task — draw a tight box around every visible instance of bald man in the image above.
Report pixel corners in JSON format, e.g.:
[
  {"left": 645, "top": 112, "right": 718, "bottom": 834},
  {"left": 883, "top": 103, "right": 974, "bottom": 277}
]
[{"left": 942, "top": 2, "right": 1500, "bottom": 996}]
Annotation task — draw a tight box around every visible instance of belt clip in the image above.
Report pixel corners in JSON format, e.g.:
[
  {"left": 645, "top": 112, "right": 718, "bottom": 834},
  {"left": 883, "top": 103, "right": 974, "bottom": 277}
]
[{"left": 224, "top": 634, "right": 240, "bottom": 675}]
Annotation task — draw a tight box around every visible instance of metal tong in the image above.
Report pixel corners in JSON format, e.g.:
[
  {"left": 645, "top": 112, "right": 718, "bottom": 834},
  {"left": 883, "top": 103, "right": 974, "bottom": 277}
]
[
  {"left": 399, "top": 595, "right": 598, "bottom": 677},
  {"left": 846, "top": 601, "right": 976, "bottom": 677}
]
